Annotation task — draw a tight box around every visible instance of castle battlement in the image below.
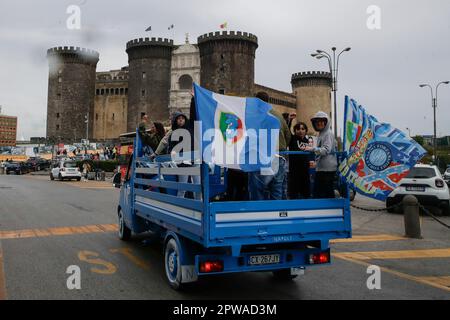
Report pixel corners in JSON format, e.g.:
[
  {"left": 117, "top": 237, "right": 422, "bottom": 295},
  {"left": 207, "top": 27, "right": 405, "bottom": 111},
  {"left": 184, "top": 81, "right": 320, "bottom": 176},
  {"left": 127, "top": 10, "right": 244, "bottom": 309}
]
[
  {"left": 47, "top": 46, "right": 99, "bottom": 58},
  {"left": 126, "top": 38, "right": 174, "bottom": 50},
  {"left": 291, "top": 71, "right": 331, "bottom": 81},
  {"left": 197, "top": 31, "right": 258, "bottom": 45}
]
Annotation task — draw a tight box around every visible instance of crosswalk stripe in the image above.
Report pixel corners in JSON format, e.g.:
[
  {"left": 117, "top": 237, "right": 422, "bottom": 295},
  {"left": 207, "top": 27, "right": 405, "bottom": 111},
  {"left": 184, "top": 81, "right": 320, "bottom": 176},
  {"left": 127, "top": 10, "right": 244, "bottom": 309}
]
[
  {"left": 331, "top": 234, "right": 406, "bottom": 243},
  {"left": 333, "top": 253, "right": 450, "bottom": 293},
  {"left": 0, "top": 224, "right": 118, "bottom": 240},
  {"left": 334, "top": 249, "right": 450, "bottom": 260}
]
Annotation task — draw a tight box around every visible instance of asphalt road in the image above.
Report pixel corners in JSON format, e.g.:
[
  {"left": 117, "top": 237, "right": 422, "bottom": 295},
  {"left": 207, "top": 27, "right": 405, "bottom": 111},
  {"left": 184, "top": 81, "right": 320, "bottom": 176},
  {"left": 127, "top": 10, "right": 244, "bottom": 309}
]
[{"left": 0, "top": 174, "right": 449, "bottom": 300}]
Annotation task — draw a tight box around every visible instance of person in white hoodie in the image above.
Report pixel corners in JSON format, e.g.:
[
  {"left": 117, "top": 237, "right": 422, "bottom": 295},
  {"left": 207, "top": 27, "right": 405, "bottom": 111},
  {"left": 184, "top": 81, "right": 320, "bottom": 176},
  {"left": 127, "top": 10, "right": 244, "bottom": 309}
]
[{"left": 305, "top": 111, "right": 338, "bottom": 199}]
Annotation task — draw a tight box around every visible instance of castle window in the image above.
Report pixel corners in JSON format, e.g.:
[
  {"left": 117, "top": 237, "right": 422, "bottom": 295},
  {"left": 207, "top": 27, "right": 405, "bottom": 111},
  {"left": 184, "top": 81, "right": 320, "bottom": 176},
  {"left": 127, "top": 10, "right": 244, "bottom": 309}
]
[
  {"left": 120, "top": 88, "right": 124, "bottom": 95},
  {"left": 101, "top": 89, "right": 105, "bottom": 95},
  {"left": 96, "top": 89, "right": 100, "bottom": 95},
  {"left": 141, "top": 89, "right": 146, "bottom": 97},
  {"left": 56, "top": 125, "right": 60, "bottom": 130},
  {"left": 115, "top": 88, "right": 119, "bottom": 95},
  {"left": 58, "top": 77, "right": 62, "bottom": 83},
  {"left": 56, "top": 113, "right": 60, "bottom": 119},
  {"left": 179, "top": 74, "right": 193, "bottom": 90},
  {"left": 125, "top": 88, "right": 128, "bottom": 94},
  {"left": 106, "top": 88, "right": 110, "bottom": 95},
  {"left": 142, "top": 72, "right": 146, "bottom": 79},
  {"left": 112, "top": 113, "right": 115, "bottom": 120},
  {"left": 96, "top": 113, "right": 98, "bottom": 121}
]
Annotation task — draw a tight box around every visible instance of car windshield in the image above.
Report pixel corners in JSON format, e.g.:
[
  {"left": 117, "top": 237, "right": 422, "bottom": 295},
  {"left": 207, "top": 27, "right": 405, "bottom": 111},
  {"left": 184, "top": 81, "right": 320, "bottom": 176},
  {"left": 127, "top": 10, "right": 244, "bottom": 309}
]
[
  {"left": 406, "top": 167, "right": 436, "bottom": 179},
  {"left": 64, "top": 162, "right": 77, "bottom": 168}
]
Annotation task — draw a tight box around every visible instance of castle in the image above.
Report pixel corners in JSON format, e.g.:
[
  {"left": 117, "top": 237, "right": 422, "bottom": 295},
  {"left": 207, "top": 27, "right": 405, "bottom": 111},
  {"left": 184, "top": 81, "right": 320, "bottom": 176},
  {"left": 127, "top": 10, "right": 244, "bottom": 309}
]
[{"left": 46, "top": 31, "right": 332, "bottom": 143}]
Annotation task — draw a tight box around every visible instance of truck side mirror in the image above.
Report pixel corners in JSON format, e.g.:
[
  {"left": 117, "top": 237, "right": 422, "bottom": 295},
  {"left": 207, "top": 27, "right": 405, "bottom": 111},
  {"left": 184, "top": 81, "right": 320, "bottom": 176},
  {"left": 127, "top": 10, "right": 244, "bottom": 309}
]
[{"left": 113, "top": 173, "right": 122, "bottom": 188}]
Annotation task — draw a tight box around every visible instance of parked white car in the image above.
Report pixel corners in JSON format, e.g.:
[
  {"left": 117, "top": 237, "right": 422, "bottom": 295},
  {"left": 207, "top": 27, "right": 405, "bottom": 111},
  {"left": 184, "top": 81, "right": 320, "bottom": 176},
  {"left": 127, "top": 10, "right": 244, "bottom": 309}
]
[
  {"left": 444, "top": 168, "right": 450, "bottom": 186},
  {"left": 386, "top": 164, "right": 450, "bottom": 215},
  {"left": 50, "top": 160, "right": 81, "bottom": 181}
]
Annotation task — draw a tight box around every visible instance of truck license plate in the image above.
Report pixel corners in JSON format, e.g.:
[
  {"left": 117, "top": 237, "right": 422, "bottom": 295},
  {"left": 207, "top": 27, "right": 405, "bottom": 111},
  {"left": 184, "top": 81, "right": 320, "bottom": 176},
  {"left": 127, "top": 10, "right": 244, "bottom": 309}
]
[{"left": 248, "top": 254, "right": 281, "bottom": 266}]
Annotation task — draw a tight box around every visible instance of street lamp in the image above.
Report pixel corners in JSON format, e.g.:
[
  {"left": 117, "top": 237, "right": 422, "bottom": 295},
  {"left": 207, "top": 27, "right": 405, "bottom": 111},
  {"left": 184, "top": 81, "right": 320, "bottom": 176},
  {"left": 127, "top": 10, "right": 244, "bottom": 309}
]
[
  {"left": 419, "top": 81, "right": 450, "bottom": 165},
  {"left": 311, "top": 47, "right": 351, "bottom": 147},
  {"left": 406, "top": 127, "right": 412, "bottom": 138}
]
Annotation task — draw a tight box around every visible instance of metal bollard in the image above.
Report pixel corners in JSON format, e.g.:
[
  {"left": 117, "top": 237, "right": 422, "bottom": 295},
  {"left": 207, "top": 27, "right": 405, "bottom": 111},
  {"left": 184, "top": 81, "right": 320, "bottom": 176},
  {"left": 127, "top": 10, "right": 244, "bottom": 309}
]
[{"left": 402, "top": 195, "right": 422, "bottom": 239}]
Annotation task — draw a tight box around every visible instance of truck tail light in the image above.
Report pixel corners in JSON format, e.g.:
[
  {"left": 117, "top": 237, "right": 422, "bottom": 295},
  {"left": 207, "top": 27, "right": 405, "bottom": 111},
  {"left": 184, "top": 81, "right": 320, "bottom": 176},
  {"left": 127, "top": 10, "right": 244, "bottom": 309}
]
[
  {"left": 436, "top": 179, "right": 445, "bottom": 188},
  {"left": 199, "top": 260, "right": 224, "bottom": 273},
  {"left": 308, "top": 252, "right": 330, "bottom": 265}
]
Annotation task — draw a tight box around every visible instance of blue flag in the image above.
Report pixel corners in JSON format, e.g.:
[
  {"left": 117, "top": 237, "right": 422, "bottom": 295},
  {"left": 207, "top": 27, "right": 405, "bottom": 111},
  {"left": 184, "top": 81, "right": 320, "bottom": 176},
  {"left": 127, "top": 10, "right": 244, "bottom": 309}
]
[
  {"left": 339, "top": 96, "right": 427, "bottom": 201},
  {"left": 193, "top": 83, "right": 280, "bottom": 172}
]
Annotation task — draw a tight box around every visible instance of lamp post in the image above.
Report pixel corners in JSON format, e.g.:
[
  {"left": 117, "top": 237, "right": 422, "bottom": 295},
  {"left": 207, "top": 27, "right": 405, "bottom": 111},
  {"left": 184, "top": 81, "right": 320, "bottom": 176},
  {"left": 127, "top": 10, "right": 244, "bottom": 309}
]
[
  {"left": 406, "top": 127, "right": 412, "bottom": 138},
  {"left": 311, "top": 47, "right": 351, "bottom": 146},
  {"left": 419, "top": 81, "right": 450, "bottom": 165}
]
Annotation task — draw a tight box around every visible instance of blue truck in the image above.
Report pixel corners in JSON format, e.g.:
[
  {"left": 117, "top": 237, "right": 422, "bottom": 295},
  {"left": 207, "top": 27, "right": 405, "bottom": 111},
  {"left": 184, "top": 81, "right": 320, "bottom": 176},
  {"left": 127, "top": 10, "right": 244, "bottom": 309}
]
[{"left": 113, "top": 132, "right": 352, "bottom": 290}]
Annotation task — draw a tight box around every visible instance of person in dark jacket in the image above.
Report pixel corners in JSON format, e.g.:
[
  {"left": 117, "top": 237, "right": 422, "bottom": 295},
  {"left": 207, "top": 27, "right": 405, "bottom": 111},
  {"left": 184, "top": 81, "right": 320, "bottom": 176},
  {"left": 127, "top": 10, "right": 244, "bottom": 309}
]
[
  {"left": 288, "top": 122, "right": 312, "bottom": 199},
  {"left": 155, "top": 112, "right": 189, "bottom": 156}
]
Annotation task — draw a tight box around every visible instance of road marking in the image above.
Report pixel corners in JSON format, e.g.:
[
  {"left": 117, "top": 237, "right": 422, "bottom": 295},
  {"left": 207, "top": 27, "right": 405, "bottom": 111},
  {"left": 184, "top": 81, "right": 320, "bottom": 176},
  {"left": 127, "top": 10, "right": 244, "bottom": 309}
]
[
  {"left": 78, "top": 251, "right": 117, "bottom": 275},
  {"left": 0, "top": 224, "right": 118, "bottom": 240},
  {"left": 417, "top": 276, "right": 450, "bottom": 288},
  {"left": 331, "top": 234, "right": 406, "bottom": 243},
  {"left": 333, "top": 254, "right": 450, "bottom": 293},
  {"left": 334, "top": 248, "right": 450, "bottom": 260},
  {"left": 0, "top": 242, "right": 7, "bottom": 300},
  {"left": 110, "top": 248, "right": 151, "bottom": 271}
]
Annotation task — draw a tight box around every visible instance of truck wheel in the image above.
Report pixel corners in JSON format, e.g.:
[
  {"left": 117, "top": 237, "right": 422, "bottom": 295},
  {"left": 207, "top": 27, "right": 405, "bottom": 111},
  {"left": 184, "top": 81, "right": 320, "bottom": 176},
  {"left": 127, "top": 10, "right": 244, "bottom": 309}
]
[
  {"left": 50, "top": 173, "right": 54, "bottom": 181},
  {"left": 164, "top": 238, "right": 183, "bottom": 290},
  {"left": 272, "top": 269, "right": 298, "bottom": 281},
  {"left": 118, "top": 209, "right": 131, "bottom": 241},
  {"left": 58, "top": 174, "right": 63, "bottom": 181}
]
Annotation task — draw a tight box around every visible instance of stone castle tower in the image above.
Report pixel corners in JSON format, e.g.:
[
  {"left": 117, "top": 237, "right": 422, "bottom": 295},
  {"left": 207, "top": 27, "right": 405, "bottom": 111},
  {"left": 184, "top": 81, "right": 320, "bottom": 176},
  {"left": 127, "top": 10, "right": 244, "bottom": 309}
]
[
  {"left": 291, "top": 71, "right": 332, "bottom": 129},
  {"left": 197, "top": 31, "right": 258, "bottom": 96},
  {"left": 46, "top": 32, "right": 333, "bottom": 142},
  {"left": 126, "top": 38, "right": 174, "bottom": 132},
  {"left": 46, "top": 47, "right": 99, "bottom": 142}
]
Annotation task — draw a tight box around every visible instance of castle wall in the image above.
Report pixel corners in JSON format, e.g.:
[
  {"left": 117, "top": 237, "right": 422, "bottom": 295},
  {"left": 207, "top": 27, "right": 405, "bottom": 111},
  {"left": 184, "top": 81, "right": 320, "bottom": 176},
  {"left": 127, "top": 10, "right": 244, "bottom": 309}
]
[
  {"left": 94, "top": 70, "right": 128, "bottom": 140},
  {"left": 253, "top": 83, "right": 297, "bottom": 115}
]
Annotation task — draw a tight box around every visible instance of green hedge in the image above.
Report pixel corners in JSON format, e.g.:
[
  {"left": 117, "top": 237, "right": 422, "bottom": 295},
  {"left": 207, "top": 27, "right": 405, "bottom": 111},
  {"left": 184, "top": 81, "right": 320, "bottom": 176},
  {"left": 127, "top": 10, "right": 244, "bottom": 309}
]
[{"left": 76, "top": 160, "right": 119, "bottom": 172}]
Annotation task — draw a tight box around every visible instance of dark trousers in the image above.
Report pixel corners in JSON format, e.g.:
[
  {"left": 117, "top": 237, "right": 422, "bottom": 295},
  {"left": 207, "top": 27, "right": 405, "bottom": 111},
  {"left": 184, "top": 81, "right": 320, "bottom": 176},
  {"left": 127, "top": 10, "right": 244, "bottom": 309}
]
[
  {"left": 314, "top": 172, "right": 336, "bottom": 199},
  {"left": 226, "top": 169, "right": 249, "bottom": 201}
]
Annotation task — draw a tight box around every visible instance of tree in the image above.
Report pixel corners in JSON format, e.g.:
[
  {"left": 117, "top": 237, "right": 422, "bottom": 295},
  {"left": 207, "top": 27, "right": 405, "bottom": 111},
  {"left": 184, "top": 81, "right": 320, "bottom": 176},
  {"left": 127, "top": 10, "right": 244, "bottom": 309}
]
[{"left": 413, "top": 136, "right": 424, "bottom": 147}]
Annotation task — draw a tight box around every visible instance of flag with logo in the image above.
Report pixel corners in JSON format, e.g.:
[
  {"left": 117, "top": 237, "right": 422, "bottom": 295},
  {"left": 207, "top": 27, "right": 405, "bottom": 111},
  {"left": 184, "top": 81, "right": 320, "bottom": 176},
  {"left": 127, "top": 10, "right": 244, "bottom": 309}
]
[
  {"left": 339, "top": 96, "right": 427, "bottom": 201},
  {"left": 220, "top": 22, "right": 228, "bottom": 29},
  {"left": 193, "top": 83, "right": 280, "bottom": 172}
]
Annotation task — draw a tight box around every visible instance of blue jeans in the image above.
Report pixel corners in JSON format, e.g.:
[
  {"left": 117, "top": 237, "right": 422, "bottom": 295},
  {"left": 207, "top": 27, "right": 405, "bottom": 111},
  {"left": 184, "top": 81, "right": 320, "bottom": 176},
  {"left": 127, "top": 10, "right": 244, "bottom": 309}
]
[{"left": 248, "top": 158, "right": 286, "bottom": 201}]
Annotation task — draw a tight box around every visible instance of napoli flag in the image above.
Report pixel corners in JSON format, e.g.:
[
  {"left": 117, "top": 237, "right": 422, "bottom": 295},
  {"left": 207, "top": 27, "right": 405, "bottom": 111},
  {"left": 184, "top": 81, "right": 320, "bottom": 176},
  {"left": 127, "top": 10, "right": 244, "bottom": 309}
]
[
  {"left": 193, "top": 83, "right": 280, "bottom": 172},
  {"left": 339, "top": 96, "right": 427, "bottom": 201}
]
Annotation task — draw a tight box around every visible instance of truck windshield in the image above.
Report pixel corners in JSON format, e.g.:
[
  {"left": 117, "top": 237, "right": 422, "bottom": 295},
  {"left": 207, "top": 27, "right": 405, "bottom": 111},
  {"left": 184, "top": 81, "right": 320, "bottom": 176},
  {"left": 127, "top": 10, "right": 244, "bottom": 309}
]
[{"left": 406, "top": 167, "right": 436, "bottom": 179}]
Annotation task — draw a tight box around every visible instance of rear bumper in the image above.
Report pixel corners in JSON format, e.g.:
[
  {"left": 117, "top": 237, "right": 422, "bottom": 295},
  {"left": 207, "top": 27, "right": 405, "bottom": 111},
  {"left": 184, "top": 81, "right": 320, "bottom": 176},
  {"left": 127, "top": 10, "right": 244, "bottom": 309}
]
[
  {"left": 195, "top": 248, "right": 330, "bottom": 275},
  {"left": 61, "top": 172, "right": 81, "bottom": 178}
]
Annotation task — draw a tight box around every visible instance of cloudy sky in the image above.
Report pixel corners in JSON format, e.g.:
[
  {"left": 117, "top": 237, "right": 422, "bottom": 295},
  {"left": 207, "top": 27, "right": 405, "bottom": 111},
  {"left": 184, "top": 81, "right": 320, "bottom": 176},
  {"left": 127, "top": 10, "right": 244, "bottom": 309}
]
[{"left": 1, "top": 0, "right": 450, "bottom": 140}]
